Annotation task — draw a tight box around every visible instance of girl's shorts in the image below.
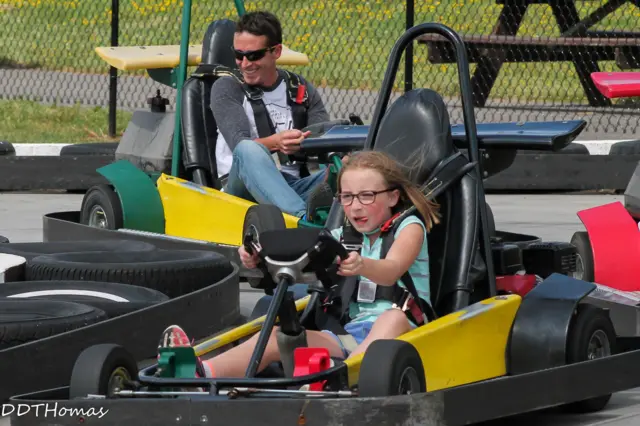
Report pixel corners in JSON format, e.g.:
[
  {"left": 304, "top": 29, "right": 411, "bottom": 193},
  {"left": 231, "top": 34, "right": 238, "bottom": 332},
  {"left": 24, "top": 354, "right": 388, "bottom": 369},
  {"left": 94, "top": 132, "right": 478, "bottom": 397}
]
[{"left": 322, "top": 321, "right": 374, "bottom": 358}]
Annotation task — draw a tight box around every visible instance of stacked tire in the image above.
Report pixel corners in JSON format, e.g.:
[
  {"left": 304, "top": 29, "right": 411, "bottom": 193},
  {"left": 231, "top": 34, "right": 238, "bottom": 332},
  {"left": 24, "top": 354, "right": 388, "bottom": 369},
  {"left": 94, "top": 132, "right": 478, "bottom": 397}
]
[{"left": 0, "top": 238, "right": 235, "bottom": 350}]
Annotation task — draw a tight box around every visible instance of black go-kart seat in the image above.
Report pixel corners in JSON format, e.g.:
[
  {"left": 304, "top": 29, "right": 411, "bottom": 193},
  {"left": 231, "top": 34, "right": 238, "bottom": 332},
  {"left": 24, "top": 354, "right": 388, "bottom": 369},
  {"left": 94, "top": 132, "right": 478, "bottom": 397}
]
[
  {"left": 181, "top": 19, "right": 238, "bottom": 189},
  {"left": 372, "top": 88, "right": 486, "bottom": 316}
]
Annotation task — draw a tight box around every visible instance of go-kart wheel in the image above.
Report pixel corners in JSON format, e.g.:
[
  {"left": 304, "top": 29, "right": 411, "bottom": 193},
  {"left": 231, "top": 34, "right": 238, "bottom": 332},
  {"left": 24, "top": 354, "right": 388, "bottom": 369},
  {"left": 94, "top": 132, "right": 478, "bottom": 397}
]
[
  {"left": 69, "top": 344, "right": 138, "bottom": 399},
  {"left": 358, "top": 339, "right": 426, "bottom": 397},
  {"left": 562, "top": 304, "right": 616, "bottom": 413},
  {"left": 80, "top": 184, "right": 124, "bottom": 230},
  {"left": 242, "top": 204, "right": 286, "bottom": 289},
  {"left": 570, "top": 232, "right": 594, "bottom": 282},
  {"left": 0, "top": 235, "right": 8, "bottom": 244}
]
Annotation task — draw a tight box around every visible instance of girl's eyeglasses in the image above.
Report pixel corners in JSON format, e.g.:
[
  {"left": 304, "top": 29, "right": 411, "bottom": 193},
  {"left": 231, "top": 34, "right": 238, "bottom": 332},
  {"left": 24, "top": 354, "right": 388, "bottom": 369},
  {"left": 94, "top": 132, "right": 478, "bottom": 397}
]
[{"left": 337, "top": 188, "right": 396, "bottom": 206}]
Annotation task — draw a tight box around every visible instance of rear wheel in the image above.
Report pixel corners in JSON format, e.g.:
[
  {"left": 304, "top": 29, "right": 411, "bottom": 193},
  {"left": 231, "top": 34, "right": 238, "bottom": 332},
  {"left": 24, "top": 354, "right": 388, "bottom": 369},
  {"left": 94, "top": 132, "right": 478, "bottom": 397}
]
[
  {"left": 80, "top": 184, "right": 124, "bottom": 230},
  {"left": 242, "top": 204, "right": 286, "bottom": 289},
  {"left": 69, "top": 344, "right": 138, "bottom": 399},
  {"left": 358, "top": 340, "right": 426, "bottom": 397},
  {"left": 570, "top": 232, "right": 594, "bottom": 282},
  {"left": 562, "top": 304, "right": 616, "bottom": 413},
  {"left": 0, "top": 235, "right": 8, "bottom": 244}
]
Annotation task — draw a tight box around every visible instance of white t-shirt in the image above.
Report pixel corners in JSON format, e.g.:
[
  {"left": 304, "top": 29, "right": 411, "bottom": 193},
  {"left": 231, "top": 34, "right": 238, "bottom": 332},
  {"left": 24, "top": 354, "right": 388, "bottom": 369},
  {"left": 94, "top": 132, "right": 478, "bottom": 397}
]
[{"left": 215, "top": 79, "right": 299, "bottom": 178}]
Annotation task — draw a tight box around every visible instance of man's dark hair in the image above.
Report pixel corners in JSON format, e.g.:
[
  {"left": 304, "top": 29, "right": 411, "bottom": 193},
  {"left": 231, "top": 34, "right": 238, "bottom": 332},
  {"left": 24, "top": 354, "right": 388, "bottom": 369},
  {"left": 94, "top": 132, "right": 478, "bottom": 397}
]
[{"left": 236, "top": 11, "right": 283, "bottom": 47}]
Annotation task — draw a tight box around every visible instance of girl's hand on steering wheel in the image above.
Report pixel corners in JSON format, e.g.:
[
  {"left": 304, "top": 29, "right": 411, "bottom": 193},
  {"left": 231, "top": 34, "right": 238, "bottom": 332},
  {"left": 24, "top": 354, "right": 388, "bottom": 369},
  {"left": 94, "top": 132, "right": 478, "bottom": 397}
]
[
  {"left": 238, "top": 246, "right": 260, "bottom": 269},
  {"left": 337, "top": 251, "right": 364, "bottom": 276}
]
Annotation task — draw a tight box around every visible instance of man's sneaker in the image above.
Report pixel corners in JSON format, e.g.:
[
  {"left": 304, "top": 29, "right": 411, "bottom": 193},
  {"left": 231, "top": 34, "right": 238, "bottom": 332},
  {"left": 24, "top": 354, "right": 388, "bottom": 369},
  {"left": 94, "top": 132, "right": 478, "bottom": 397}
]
[{"left": 157, "top": 325, "right": 207, "bottom": 378}]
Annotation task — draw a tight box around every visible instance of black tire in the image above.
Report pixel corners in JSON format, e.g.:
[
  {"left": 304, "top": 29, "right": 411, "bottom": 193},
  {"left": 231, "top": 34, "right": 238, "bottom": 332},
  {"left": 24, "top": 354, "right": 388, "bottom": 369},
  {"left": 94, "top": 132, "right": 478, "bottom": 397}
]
[
  {"left": 570, "top": 231, "right": 594, "bottom": 283},
  {"left": 306, "top": 182, "right": 335, "bottom": 223},
  {"left": 0, "top": 299, "right": 108, "bottom": 350},
  {"left": 609, "top": 140, "right": 640, "bottom": 155},
  {"left": 0, "top": 253, "right": 26, "bottom": 282},
  {"left": 0, "top": 235, "right": 9, "bottom": 243},
  {"left": 0, "top": 141, "right": 15, "bottom": 157},
  {"left": 69, "top": 344, "right": 138, "bottom": 399},
  {"left": 0, "top": 281, "right": 169, "bottom": 318},
  {"left": 60, "top": 142, "right": 119, "bottom": 157},
  {"left": 243, "top": 204, "right": 287, "bottom": 289},
  {"left": 80, "top": 184, "right": 124, "bottom": 230},
  {"left": 358, "top": 339, "right": 426, "bottom": 397},
  {"left": 0, "top": 239, "right": 156, "bottom": 262},
  {"left": 562, "top": 304, "right": 617, "bottom": 413},
  {"left": 26, "top": 249, "right": 234, "bottom": 299}
]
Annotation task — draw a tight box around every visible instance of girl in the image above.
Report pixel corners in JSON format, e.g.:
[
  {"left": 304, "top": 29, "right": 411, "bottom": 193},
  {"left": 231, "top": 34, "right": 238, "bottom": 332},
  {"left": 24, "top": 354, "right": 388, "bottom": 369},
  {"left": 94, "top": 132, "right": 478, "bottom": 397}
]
[{"left": 157, "top": 150, "right": 440, "bottom": 378}]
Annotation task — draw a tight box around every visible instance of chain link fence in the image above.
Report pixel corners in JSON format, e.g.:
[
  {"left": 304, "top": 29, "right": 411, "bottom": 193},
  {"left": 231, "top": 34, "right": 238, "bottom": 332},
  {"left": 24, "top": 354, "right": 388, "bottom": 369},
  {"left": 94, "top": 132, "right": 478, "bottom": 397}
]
[{"left": 1, "top": 0, "right": 639, "bottom": 140}]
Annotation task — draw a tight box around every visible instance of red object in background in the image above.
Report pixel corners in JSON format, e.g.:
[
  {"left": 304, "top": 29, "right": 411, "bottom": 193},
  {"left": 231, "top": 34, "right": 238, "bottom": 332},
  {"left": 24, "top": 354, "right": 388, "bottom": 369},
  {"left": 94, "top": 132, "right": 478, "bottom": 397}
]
[
  {"left": 577, "top": 201, "right": 640, "bottom": 292},
  {"left": 496, "top": 274, "right": 537, "bottom": 297},
  {"left": 591, "top": 72, "right": 640, "bottom": 98},
  {"left": 293, "top": 347, "right": 331, "bottom": 391}
]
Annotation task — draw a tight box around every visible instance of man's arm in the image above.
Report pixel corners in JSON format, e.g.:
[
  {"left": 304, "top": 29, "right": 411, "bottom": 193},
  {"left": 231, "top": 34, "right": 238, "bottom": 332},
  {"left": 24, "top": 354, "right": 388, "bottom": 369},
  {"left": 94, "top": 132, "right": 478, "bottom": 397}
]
[{"left": 210, "top": 77, "right": 280, "bottom": 152}]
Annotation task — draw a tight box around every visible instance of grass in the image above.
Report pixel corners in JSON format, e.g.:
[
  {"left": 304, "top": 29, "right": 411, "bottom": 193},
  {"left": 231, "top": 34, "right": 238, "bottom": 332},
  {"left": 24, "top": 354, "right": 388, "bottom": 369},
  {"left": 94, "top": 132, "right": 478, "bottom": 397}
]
[
  {"left": 0, "top": 99, "right": 132, "bottom": 143},
  {"left": 1, "top": 0, "right": 639, "bottom": 103}
]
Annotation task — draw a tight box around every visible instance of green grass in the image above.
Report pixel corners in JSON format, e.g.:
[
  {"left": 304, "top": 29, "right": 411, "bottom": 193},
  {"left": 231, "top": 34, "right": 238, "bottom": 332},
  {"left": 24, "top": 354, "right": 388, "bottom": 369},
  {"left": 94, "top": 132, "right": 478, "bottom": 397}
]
[
  {"left": 0, "top": 99, "right": 132, "bottom": 143},
  {"left": 1, "top": 0, "right": 639, "bottom": 103}
]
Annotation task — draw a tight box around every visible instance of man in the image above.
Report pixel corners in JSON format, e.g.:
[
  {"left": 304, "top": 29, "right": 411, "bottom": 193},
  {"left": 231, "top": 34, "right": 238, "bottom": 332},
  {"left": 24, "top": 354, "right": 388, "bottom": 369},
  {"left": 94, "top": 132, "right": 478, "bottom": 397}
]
[{"left": 210, "top": 11, "right": 330, "bottom": 219}]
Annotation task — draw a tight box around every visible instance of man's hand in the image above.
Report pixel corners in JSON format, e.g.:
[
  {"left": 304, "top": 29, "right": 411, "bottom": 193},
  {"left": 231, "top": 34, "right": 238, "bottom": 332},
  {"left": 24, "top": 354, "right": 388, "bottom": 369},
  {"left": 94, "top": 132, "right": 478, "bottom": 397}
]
[{"left": 277, "top": 129, "right": 311, "bottom": 155}]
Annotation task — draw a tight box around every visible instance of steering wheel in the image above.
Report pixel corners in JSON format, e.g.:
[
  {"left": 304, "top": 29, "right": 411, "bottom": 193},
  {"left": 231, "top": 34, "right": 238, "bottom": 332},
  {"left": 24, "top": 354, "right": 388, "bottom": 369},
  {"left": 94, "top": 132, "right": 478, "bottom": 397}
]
[{"left": 298, "top": 230, "right": 349, "bottom": 327}]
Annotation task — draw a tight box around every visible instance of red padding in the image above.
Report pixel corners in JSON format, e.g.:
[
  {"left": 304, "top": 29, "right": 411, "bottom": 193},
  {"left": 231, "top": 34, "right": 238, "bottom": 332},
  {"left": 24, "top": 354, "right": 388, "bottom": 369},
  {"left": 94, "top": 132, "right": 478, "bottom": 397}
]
[{"left": 293, "top": 347, "right": 330, "bottom": 391}]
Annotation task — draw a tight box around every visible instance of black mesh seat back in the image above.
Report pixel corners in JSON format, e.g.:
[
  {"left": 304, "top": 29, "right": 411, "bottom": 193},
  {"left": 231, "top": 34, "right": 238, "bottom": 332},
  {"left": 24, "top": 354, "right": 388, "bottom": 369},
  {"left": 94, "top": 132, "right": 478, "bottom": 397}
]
[
  {"left": 373, "top": 88, "right": 483, "bottom": 316},
  {"left": 181, "top": 19, "right": 237, "bottom": 188}
]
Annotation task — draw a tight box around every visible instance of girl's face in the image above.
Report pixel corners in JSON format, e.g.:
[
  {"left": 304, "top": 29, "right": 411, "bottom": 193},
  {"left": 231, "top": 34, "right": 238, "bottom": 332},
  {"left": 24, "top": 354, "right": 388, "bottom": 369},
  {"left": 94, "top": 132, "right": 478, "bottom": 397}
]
[{"left": 339, "top": 168, "right": 400, "bottom": 234}]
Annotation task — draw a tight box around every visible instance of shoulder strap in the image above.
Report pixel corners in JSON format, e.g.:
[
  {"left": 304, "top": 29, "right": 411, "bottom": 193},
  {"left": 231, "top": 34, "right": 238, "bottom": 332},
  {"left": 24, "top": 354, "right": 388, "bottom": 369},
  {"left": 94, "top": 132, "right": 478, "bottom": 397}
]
[{"left": 282, "top": 70, "right": 309, "bottom": 130}]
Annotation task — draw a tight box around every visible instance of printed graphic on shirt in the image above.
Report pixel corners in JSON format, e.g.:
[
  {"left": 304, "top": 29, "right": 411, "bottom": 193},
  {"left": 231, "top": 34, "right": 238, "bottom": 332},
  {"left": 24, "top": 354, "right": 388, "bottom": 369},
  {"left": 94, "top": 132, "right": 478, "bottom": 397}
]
[{"left": 264, "top": 102, "right": 293, "bottom": 132}]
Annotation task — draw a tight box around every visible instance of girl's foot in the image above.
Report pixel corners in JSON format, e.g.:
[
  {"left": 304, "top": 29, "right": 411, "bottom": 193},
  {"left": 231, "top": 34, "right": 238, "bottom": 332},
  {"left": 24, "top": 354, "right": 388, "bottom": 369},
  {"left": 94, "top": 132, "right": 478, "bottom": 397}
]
[{"left": 157, "top": 325, "right": 207, "bottom": 378}]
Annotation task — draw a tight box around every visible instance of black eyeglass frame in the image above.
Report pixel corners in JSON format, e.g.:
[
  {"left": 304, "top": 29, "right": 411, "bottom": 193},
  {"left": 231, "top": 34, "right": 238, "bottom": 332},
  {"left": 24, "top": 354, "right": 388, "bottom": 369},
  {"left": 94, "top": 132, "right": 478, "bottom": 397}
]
[{"left": 336, "top": 188, "right": 398, "bottom": 206}]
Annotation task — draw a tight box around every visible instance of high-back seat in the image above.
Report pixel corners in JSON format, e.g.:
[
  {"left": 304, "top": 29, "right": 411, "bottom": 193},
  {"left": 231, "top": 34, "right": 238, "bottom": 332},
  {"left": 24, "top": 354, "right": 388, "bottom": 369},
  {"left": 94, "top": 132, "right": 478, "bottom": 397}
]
[
  {"left": 372, "top": 89, "right": 487, "bottom": 316},
  {"left": 180, "top": 19, "right": 238, "bottom": 189}
]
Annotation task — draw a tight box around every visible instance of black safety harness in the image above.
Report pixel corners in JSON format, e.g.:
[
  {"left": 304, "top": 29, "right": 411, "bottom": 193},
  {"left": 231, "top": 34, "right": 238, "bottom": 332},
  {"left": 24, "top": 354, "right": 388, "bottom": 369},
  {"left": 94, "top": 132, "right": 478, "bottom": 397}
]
[
  {"left": 191, "top": 64, "right": 310, "bottom": 172},
  {"left": 314, "top": 152, "right": 477, "bottom": 335}
]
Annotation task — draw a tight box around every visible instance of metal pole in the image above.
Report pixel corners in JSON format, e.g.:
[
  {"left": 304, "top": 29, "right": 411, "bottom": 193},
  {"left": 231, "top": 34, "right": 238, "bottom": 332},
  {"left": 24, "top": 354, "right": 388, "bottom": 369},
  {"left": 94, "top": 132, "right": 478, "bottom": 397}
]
[
  {"left": 170, "top": 0, "right": 193, "bottom": 177},
  {"left": 405, "top": 0, "right": 414, "bottom": 92},
  {"left": 234, "top": 0, "right": 246, "bottom": 16},
  {"left": 108, "top": 0, "right": 119, "bottom": 138}
]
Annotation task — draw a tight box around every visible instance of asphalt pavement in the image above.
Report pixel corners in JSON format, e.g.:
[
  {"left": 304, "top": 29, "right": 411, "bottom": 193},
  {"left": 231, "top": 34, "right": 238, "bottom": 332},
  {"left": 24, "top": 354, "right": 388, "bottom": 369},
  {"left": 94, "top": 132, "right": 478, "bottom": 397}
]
[{"left": 1, "top": 192, "right": 640, "bottom": 425}]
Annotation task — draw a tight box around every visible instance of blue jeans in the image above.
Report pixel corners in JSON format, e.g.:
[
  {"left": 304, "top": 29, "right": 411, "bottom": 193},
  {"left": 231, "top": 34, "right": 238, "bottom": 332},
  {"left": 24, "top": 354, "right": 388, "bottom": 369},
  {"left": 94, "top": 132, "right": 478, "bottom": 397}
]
[{"left": 224, "top": 140, "right": 327, "bottom": 218}]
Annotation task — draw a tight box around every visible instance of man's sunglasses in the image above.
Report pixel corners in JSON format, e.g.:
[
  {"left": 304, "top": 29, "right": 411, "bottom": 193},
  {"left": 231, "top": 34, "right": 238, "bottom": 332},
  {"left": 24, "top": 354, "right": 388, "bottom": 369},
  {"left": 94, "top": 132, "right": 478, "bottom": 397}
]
[{"left": 232, "top": 45, "right": 278, "bottom": 62}]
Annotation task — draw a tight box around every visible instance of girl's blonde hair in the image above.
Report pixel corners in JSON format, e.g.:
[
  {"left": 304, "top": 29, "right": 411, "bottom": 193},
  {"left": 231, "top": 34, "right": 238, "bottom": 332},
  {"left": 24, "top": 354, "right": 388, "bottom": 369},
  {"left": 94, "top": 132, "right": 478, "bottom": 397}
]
[{"left": 337, "top": 151, "right": 440, "bottom": 231}]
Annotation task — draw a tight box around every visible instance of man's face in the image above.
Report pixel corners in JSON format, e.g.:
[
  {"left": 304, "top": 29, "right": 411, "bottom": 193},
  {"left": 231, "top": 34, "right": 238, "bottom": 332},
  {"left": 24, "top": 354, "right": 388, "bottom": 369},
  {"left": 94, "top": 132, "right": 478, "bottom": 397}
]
[{"left": 233, "top": 31, "right": 281, "bottom": 86}]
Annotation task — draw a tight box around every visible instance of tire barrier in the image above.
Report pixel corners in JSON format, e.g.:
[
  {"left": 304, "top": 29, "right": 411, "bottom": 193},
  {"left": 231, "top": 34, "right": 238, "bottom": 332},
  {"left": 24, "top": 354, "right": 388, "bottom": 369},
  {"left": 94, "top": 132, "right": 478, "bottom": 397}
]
[{"left": 0, "top": 238, "right": 240, "bottom": 402}]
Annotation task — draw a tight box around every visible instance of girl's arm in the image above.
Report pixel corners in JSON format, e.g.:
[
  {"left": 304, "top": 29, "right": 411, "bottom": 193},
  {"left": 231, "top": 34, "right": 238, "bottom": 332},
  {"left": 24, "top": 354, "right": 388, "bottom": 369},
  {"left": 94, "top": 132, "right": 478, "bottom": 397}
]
[{"left": 359, "top": 223, "right": 425, "bottom": 286}]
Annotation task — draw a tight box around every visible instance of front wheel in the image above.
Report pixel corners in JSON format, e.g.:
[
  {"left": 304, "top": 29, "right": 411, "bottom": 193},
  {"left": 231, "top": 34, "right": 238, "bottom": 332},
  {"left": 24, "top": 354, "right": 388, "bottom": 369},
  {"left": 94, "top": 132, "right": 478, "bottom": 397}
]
[
  {"left": 69, "top": 344, "right": 139, "bottom": 399},
  {"left": 358, "top": 340, "right": 426, "bottom": 397},
  {"left": 562, "top": 304, "right": 616, "bottom": 413},
  {"left": 80, "top": 184, "right": 124, "bottom": 230}
]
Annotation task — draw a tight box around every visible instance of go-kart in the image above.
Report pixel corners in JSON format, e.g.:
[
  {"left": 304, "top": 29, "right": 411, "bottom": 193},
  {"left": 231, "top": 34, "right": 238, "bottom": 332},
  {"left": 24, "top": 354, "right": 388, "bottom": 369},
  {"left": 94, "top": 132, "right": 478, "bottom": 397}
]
[
  {"left": 571, "top": 71, "right": 640, "bottom": 291},
  {"left": 12, "top": 22, "right": 640, "bottom": 426},
  {"left": 42, "top": 1, "right": 592, "bottom": 280}
]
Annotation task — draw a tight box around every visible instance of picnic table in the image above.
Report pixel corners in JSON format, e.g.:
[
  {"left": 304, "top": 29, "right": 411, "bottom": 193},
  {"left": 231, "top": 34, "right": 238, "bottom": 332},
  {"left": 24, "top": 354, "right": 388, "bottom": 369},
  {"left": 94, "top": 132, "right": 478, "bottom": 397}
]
[{"left": 419, "top": 0, "right": 640, "bottom": 107}]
